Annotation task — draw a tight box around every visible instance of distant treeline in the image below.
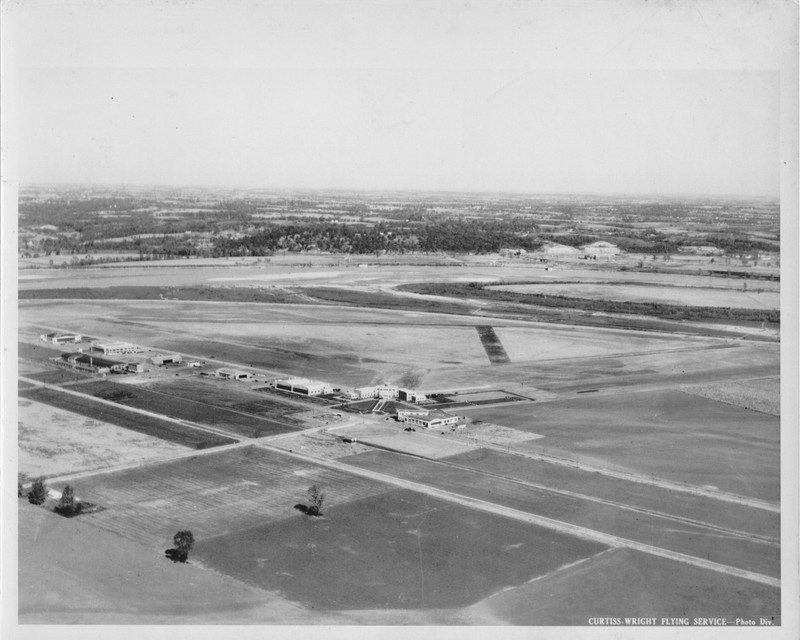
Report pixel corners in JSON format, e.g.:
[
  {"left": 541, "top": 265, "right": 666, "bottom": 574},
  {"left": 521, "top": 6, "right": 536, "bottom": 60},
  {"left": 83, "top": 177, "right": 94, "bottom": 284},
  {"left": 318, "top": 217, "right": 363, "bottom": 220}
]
[
  {"left": 211, "top": 218, "right": 543, "bottom": 256},
  {"left": 400, "top": 282, "right": 780, "bottom": 324}
]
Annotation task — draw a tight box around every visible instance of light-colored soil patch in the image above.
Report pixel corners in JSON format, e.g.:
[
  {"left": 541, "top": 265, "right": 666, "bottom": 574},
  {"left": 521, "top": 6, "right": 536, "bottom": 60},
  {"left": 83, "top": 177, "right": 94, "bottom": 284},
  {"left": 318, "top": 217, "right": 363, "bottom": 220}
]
[
  {"left": 334, "top": 421, "right": 477, "bottom": 459},
  {"left": 681, "top": 377, "right": 780, "bottom": 416},
  {"left": 456, "top": 421, "right": 544, "bottom": 447},
  {"left": 490, "top": 282, "right": 779, "bottom": 309},
  {"left": 271, "top": 431, "right": 373, "bottom": 459},
  {"left": 18, "top": 399, "right": 188, "bottom": 478}
]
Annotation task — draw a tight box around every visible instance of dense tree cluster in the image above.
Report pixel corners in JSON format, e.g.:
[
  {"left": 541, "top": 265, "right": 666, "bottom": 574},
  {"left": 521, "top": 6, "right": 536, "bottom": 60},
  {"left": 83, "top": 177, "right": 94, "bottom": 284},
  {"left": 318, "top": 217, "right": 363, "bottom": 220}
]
[{"left": 211, "top": 218, "right": 544, "bottom": 256}]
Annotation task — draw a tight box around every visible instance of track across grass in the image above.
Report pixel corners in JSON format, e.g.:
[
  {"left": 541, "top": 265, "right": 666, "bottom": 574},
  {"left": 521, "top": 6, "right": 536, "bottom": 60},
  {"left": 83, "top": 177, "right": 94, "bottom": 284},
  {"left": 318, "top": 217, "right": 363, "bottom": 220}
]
[
  {"left": 78, "top": 380, "right": 300, "bottom": 438},
  {"left": 463, "top": 389, "right": 780, "bottom": 501},
  {"left": 342, "top": 449, "right": 779, "bottom": 578},
  {"left": 194, "top": 488, "right": 607, "bottom": 610},
  {"left": 448, "top": 448, "right": 779, "bottom": 540},
  {"left": 46, "top": 446, "right": 395, "bottom": 548},
  {"left": 19, "top": 386, "right": 234, "bottom": 449}
]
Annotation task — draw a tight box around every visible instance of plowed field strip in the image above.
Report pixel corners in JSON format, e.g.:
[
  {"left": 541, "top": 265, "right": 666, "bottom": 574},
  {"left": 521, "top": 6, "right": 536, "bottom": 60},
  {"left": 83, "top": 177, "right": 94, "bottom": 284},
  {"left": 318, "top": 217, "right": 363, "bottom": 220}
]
[
  {"left": 339, "top": 449, "right": 779, "bottom": 578},
  {"left": 447, "top": 449, "right": 779, "bottom": 539},
  {"left": 52, "top": 446, "right": 393, "bottom": 548},
  {"left": 434, "top": 455, "right": 777, "bottom": 545},
  {"left": 260, "top": 443, "right": 778, "bottom": 588},
  {"left": 19, "top": 380, "right": 235, "bottom": 449}
]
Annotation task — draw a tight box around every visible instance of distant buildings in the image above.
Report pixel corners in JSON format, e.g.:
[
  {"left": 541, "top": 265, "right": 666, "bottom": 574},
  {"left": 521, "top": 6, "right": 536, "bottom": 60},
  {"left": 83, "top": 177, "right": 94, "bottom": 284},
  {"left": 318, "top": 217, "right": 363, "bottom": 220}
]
[
  {"left": 40, "top": 332, "right": 82, "bottom": 345},
  {"left": 678, "top": 246, "right": 724, "bottom": 256},
  {"left": 54, "top": 353, "right": 127, "bottom": 374},
  {"left": 581, "top": 241, "right": 620, "bottom": 259}
]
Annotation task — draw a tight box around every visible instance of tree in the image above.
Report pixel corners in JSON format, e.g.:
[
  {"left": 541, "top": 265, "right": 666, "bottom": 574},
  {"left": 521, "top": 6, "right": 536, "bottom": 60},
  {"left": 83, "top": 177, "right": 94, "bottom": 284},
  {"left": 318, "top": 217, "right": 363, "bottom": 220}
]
[
  {"left": 173, "top": 530, "right": 195, "bottom": 562},
  {"left": 28, "top": 478, "right": 47, "bottom": 505},
  {"left": 55, "top": 484, "right": 82, "bottom": 516},
  {"left": 307, "top": 484, "right": 326, "bottom": 517}
]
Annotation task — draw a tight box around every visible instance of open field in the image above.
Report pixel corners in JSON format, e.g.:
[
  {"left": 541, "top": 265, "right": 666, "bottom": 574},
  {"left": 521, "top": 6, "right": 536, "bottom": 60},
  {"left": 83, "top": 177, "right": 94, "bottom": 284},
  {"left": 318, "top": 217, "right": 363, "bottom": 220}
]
[
  {"left": 21, "top": 368, "right": 92, "bottom": 385},
  {"left": 77, "top": 380, "right": 299, "bottom": 438},
  {"left": 682, "top": 376, "right": 780, "bottom": 415},
  {"left": 463, "top": 547, "right": 780, "bottom": 625},
  {"left": 19, "top": 386, "right": 235, "bottom": 449},
  {"left": 342, "top": 449, "right": 779, "bottom": 577},
  {"left": 16, "top": 257, "right": 780, "bottom": 293},
  {"left": 18, "top": 398, "right": 188, "bottom": 478},
  {"left": 15, "top": 253, "right": 784, "bottom": 623},
  {"left": 144, "top": 377, "right": 306, "bottom": 424},
  {"left": 45, "top": 446, "right": 394, "bottom": 548},
  {"left": 490, "top": 282, "right": 779, "bottom": 309},
  {"left": 461, "top": 389, "right": 779, "bottom": 501},
  {"left": 18, "top": 503, "right": 315, "bottom": 625},
  {"left": 193, "top": 488, "right": 608, "bottom": 610},
  {"left": 18, "top": 298, "right": 763, "bottom": 392},
  {"left": 445, "top": 448, "right": 779, "bottom": 540}
]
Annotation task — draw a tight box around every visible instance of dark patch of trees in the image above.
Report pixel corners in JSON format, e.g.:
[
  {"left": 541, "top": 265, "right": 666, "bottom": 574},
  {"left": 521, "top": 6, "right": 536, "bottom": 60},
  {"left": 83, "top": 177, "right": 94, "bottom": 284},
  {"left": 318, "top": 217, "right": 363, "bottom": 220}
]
[
  {"left": 166, "top": 530, "right": 195, "bottom": 563},
  {"left": 28, "top": 478, "right": 48, "bottom": 505},
  {"left": 54, "top": 485, "right": 83, "bottom": 517}
]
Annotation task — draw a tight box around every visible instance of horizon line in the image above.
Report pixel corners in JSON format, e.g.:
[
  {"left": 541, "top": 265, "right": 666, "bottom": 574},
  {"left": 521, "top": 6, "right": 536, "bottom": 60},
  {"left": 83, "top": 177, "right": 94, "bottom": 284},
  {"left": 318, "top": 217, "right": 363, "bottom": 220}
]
[{"left": 18, "top": 181, "right": 780, "bottom": 201}]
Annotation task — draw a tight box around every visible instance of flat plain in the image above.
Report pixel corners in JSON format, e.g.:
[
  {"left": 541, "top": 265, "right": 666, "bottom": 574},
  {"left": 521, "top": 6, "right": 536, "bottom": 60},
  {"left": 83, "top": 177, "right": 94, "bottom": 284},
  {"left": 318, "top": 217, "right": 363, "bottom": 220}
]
[{"left": 17, "top": 252, "right": 783, "bottom": 624}]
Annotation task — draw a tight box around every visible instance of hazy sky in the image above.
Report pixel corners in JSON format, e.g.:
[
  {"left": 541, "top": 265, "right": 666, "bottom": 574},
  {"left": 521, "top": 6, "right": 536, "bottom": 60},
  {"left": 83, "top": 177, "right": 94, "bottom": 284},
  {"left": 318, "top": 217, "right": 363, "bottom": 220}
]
[{"left": 5, "top": 1, "right": 795, "bottom": 196}]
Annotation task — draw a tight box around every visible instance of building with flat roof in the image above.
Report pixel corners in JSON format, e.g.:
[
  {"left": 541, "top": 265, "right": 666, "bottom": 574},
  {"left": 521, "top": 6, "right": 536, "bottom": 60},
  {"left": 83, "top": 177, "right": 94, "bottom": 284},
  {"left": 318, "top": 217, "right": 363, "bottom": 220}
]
[
  {"left": 217, "top": 368, "right": 251, "bottom": 380},
  {"left": 40, "top": 332, "right": 82, "bottom": 345},
  {"left": 151, "top": 353, "right": 183, "bottom": 365},
  {"left": 275, "top": 378, "right": 332, "bottom": 396},
  {"left": 398, "top": 389, "right": 426, "bottom": 403},
  {"left": 397, "top": 408, "right": 459, "bottom": 429},
  {"left": 91, "top": 341, "right": 143, "bottom": 355}
]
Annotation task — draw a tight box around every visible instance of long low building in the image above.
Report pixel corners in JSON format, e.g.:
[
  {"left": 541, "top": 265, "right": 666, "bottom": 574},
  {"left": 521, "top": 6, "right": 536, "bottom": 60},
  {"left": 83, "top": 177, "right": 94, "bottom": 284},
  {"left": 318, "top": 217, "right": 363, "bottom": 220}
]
[
  {"left": 91, "top": 341, "right": 144, "bottom": 355},
  {"left": 217, "top": 368, "right": 252, "bottom": 380},
  {"left": 397, "top": 408, "right": 460, "bottom": 430},
  {"left": 275, "top": 378, "right": 332, "bottom": 396},
  {"left": 151, "top": 353, "right": 183, "bottom": 365},
  {"left": 40, "top": 332, "right": 82, "bottom": 345}
]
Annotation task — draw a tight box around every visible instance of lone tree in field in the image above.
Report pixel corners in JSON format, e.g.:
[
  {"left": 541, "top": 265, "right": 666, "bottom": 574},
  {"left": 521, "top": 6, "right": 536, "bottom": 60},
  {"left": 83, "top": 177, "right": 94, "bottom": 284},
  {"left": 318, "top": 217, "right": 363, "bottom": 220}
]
[
  {"left": 173, "top": 530, "right": 195, "bottom": 562},
  {"left": 307, "top": 484, "right": 325, "bottom": 517},
  {"left": 55, "top": 485, "right": 82, "bottom": 517},
  {"left": 28, "top": 478, "right": 47, "bottom": 505}
]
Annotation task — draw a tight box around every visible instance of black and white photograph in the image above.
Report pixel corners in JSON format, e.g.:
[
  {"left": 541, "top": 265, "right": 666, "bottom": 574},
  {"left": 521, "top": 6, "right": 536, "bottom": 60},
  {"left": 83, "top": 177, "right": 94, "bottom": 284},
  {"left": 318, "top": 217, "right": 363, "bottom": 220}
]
[{"left": 1, "top": 0, "right": 798, "bottom": 637}]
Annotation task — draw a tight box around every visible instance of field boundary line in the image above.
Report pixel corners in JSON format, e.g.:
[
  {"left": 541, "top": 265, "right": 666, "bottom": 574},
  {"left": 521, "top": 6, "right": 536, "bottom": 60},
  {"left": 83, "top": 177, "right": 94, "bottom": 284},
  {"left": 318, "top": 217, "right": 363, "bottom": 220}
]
[
  {"left": 256, "top": 443, "right": 780, "bottom": 589},
  {"left": 20, "top": 440, "right": 253, "bottom": 488},
  {"left": 425, "top": 455, "right": 779, "bottom": 546},
  {"left": 459, "top": 440, "right": 779, "bottom": 513},
  {"left": 19, "top": 377, "right": 244, "bottom": 443}
]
